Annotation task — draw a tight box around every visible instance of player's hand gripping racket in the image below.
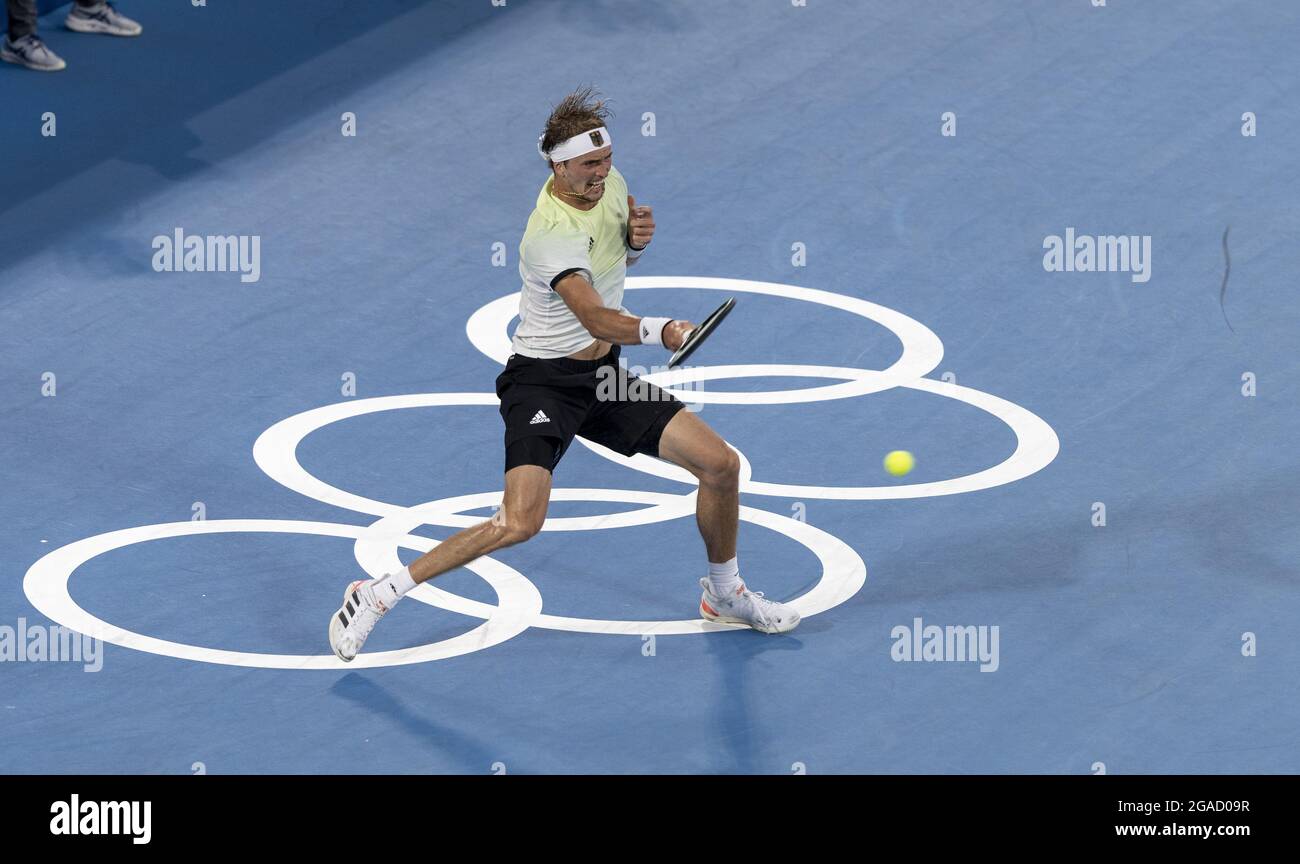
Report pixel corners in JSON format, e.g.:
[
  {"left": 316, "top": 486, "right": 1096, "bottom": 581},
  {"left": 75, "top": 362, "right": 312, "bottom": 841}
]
[{"left": 668, "top": 297, "right": 736, "bottom": 369}]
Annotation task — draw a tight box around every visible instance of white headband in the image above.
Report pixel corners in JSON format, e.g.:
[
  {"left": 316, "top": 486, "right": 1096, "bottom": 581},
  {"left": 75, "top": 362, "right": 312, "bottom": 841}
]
[{"left": 537, "top": 126, "right": 612, "bottom": 163}]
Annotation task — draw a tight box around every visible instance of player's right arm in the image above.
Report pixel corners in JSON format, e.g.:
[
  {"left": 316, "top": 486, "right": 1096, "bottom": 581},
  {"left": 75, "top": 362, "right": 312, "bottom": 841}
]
[{"left": 552, "top": 272, "right": 691, "bottom": 350}]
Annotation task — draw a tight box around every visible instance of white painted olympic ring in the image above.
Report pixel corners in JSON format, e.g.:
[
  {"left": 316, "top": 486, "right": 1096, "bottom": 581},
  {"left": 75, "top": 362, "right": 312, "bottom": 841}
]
[
  {"left": 512, "top": 365, "right": 1057, "bottom": 499},
  {"left": 22, "top": 276, "right": 1057, "bottom": 668},
  {"left": 465, "top": 277, "right": 945, "bottom": 404},
  {"left": 465, "top": 277, "right": 1057, "bottom": 496},
  {"left": 253, "top": 393, "right": 700, "bottom": 530},
  {"left": 353, "top": 490, "right": 866, "bottom": 635},
  {"left": 644, "top": 367, "right": 1061, "bottom": 500},
  {"left": 22, "top": 519, "right": 542, "bottom": 669}
]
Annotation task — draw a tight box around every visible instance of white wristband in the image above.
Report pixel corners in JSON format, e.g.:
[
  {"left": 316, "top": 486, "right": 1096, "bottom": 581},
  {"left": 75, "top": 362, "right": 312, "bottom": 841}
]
[
  {"left": 626, "top": 240, "right": 648, "bottom": 260},
  {"left": 638, "top": 316, "right": 672, "bottom": 346}
]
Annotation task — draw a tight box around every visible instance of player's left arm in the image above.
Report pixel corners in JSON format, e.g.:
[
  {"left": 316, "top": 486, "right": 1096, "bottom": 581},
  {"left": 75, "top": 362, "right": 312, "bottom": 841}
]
[{"left": 626, "top": 194, "right": 654, "bottom": 267}]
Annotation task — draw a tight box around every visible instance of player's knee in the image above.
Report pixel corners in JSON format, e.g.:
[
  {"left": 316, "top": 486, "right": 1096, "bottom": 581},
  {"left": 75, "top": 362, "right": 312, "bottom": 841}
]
[
  {"left": 512, "top": 516, "right": 545, "bottom": 545},
  {"left": 491, "top": 504, "right": 545, "bottom": 547},
  {"left": 700, "top": 445, "right": 740, "bottom": 487}
]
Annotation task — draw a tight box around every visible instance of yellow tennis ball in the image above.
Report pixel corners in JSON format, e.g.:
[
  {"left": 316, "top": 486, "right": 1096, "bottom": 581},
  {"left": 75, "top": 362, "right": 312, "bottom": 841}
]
[{"left": 883, "top": 450, "right": 914, "bottom": 477}]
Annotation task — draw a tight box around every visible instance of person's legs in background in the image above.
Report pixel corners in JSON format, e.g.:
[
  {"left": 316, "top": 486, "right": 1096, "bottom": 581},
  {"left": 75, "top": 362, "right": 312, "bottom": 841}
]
[
  {"left": 6, "top": 0, "right": 38, "bottom": 40},
  {"left": 2, "top": 0, "right": 142, "bottom": 71},
  {"left": 2, "top": 0, "right": 68, "bottom": 71}
]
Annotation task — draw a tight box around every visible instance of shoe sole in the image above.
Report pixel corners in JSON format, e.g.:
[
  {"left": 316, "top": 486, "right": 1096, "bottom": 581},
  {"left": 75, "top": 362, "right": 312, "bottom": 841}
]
[
  {"left": 65, "top": 17, "right": 142, "bottom": 36},
  {"left": 0, "top": 50, "right": 67, "bottom": 71},
  {"left": 700, "top": 600, "right": 800, "bottom": 634},
  {"left": 327, "top": 580, "right": 367, "bottom": 662}
]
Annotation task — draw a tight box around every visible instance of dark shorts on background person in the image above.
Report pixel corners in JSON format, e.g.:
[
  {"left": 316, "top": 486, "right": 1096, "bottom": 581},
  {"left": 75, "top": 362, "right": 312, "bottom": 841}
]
[{"left": 496, "top": 343, "right": 686, "bottom": 473}]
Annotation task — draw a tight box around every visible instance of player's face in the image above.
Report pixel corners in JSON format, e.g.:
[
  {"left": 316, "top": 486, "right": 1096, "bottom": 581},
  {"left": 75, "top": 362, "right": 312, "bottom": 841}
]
[{"left": 558, "top": 146, "right": 612, "bottom": 202}]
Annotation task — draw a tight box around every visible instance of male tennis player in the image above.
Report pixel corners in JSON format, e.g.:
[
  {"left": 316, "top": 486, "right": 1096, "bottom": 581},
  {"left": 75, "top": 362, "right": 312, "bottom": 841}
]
[{"left": 329, "top": 87, "right": 798, "bottom": 662}]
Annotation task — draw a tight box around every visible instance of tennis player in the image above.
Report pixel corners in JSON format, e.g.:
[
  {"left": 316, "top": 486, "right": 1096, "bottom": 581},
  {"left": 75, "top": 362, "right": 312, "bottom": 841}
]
[{"left": 330, "top": 87, "right": 799, "bottom": 662}]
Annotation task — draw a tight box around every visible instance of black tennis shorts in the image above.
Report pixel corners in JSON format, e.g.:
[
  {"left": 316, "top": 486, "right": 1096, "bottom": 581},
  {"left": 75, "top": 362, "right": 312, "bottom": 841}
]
[{"left": 495, "top": 343, "right": 686, "bottom": 473}]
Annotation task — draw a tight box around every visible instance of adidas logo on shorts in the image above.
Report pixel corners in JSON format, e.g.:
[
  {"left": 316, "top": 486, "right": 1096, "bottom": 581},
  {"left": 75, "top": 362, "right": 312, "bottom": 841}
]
[{"left": 529, "top": 410, "right": 550, "bottom": 425}]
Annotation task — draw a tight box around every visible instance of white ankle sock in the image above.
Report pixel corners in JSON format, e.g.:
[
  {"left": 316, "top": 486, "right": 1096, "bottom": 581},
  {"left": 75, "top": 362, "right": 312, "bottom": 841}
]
[
  {"left": 371, "top": 566, "right": 416, "bottom": 608},
  {"left": 707, "top": 557, "right": 741, "bottom": 596}
]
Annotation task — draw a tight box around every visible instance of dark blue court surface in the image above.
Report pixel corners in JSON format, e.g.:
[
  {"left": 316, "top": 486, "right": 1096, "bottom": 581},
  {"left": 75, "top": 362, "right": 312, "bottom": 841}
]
[{"left": 3, "top": 0, "right": 1298, "bottom": 774}]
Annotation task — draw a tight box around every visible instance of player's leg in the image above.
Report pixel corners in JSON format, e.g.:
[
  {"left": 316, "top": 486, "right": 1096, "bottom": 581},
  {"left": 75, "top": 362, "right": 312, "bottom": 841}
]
[
  {"left": 407, "top": 459, "right": 552, "bottom": 584},
  {"left": 584, "top": 364, "right": 798, "bottom": 634},
  {"left": 582, "top": 363, "right": 738, "bottom": 564},
  {"left": 578, "top": 352, "right": 731, "bottom": 544},
  {"left": 653, "top": 409, "right": 739, "bottom": 563},
  {"left": 654, "top": 408, "right": 799, "bottom": 634},
  {"left": 328, "top": 439, "right": 559, "bottom": 663}
]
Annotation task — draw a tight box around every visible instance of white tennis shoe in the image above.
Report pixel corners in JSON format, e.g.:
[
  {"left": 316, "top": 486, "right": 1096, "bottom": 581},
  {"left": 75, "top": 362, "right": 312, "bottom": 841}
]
[
  {"left": 329, "top": 579, "right": 389, "bottom": 662},
  {"left": 699, "top": 577, "right": 800, "bottom": 634},
  {"left": 1, "top": 34, "right": 67, "bottom": 71},
  {"left": 65, "top": 2, "right": 143, "bottom": 37}
]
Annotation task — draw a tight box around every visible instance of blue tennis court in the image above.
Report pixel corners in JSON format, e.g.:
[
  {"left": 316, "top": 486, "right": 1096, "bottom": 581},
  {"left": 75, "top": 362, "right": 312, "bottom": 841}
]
[{"left": 3, "top": 0, "right": 1297, "bottom": 774}]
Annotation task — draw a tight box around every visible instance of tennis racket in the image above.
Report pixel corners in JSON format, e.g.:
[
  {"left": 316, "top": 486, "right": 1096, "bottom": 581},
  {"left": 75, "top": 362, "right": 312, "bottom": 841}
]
[{"left": 668, "top": 297, "right": 736, "bottom": 369}]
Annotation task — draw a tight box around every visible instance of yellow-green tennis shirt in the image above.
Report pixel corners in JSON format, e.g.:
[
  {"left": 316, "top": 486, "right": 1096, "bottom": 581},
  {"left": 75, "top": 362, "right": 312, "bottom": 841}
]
[{"left": 512, "top": 165, "right": 634, "bottom": 358}]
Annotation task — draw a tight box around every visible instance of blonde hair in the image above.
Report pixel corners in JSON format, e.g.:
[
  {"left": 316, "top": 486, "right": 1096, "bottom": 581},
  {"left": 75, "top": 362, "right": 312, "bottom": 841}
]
[{"left": 540, "top": 85, "right": 613, "bottom": 163}]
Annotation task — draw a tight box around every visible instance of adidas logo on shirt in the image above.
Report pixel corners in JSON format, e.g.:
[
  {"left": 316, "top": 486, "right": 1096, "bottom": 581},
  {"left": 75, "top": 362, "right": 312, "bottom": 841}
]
[{"left": 529, "top": 410, "right": 550, "bottom": 425}]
